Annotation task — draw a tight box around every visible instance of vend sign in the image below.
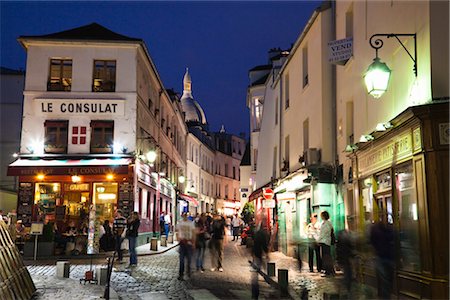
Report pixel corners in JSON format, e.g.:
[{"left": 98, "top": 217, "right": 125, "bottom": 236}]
[{"left": 262, "top": 188, "right": 275, "bottom": 208}]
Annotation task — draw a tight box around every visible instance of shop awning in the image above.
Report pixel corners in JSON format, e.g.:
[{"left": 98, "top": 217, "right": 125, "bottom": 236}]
[
  {"left": 7, "top": 158, "right": 132, "bottom": 176},
  {"left": 178, "top": 193, "right": 199, "bottom": 207}
]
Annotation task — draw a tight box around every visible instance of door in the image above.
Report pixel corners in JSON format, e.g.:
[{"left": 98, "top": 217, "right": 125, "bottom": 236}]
[{"left": 376, "top": 195, "right": 393, "bottom": 225}]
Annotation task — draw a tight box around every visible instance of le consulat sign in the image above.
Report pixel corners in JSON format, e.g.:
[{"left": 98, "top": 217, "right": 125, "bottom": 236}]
[{"left": 35, "top": 98, "right": 125, "bottom": 116}]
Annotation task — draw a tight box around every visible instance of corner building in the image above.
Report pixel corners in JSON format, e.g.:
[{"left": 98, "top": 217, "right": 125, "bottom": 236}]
[{"left": 8, "top": 23, "right": 187, "bottom": 255}]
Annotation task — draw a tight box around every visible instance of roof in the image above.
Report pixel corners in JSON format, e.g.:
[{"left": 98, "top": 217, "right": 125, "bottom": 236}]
[
  {"left": 18, "top": 22, "right": 142, "bottom": 43},
  {"left": 1, "top": 67, "right": 24, "bottom": 75},
  {"left": 240, "top": 143, "right": 251, "bottom": 166},
  {"left": 250, "top": 73, "right": 269, "bottom": 86},
  {"left": 249, "top": 64, "right": 272, "bottom": 72}
]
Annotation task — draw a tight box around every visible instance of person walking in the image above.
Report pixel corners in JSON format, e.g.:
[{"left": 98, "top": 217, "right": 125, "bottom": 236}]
[
  {"left": 231, "top": 213, "right": 243, "bottom": 241},
  {"left": 177, "top": 212, "right": 196, "bottom": 280},
  {"left": 159, "top": 212, "right": 165, "bottom": 236},
  {"left": 306, "top": 213, "right": 321, "bottom": 273},
  {"left": 164, "top": 212, "right": 171, "bottom": 237},
  {"left": 317, "top": 210, "right": 334, "bottom": 277},
  {"left": 251, "top": 216, "right": 270, "bottom": 299},
  {"left": 195, "top": 213, "right": 208, "bottom": 272},
  {"left": 113, "top": 209, "right": 127, "bottom": 263},
  {"left": 370, "top": 219, "right": 395, "bottom": 299},
  {"left": 209, "top": 212, "right": 226, "bottom": 272},
  {"left": 126, "top": 211, "right": 140, "bottom": 267}
]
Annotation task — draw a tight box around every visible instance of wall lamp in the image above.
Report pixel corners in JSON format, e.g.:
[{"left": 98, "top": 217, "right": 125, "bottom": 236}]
[
  {"left": 365, "top": 33, "right": 417, "bottom": 99},
  {"left": 359, "top": 134, "right": 374, "bottom": 143}
]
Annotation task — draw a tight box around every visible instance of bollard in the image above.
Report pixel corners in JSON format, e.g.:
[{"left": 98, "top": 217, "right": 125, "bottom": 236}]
[
  {"left": 160, "top": 235, "right": 167, "bottom": 247},
  {"left": 278, "top": 269, "right": 289, "bottom": 296},
  {"left": 96, "top": 266, "right": 108, "bottom": 286},
  {"left": 167, "top": 233, "right": 174, "bottom": 243},
  {"left": 56, "top": 261, "right": 70, "bottom": 278},
  {"left": 150, "top": 237, "right": 158, "bottom": 251},
  {"left": 267, "top": 262, "right": 276, "bottom": 277}
]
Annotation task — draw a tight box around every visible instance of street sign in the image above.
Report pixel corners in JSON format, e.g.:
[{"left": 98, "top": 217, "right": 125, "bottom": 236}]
[
  {"left": 263, "top": 188, "right": 274, "bottom": 200},
  {"left": 263, "top": 199, "right": 275, "bottom": 208}
]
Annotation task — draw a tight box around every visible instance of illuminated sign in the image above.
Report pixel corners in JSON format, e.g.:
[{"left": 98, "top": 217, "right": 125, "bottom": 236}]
[{"left": 35, "top": 99, "right": 125, "bottom": 116}]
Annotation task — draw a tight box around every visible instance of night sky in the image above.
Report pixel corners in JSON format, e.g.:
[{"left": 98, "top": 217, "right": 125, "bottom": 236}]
[{"left": 1, "top": 1, "right": 322, "bottom": 136}]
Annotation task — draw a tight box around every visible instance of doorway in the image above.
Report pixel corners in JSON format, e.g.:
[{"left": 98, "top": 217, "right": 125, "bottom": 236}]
[{"left": 376, "top": 194, "right": 393, "bottom": 224}]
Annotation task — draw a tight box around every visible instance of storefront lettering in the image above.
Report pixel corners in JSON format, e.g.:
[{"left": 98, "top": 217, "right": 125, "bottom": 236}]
[
  {"left": 69, "top": 167, "right": 114, "bottom": 175},
  {"left": 36, "top": 99, "right": 125, "bottom": 116},
  {"left": 359, "top": 134, "right": 412, "bottom": 175}
]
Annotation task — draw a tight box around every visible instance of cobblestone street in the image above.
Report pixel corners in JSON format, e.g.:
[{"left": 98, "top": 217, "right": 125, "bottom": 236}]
[{"left": 27, "top": 236, "right": 288, "bottom": 300}]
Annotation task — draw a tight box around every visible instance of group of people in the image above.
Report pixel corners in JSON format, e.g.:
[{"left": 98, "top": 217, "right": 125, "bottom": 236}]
[
  {"left": 177, "top": 211, "right": 235, "bottom": 280},
  {"left": 306, "top": 211, "right": 335, "bottom": 277},
  {"left": 111, "top": 209, "right": 141, "bottom": 267}
]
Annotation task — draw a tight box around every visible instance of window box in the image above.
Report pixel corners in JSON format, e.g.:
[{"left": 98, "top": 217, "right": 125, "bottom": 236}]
[
  {"left": 44, "top": 144, "right": 67, "bottom": 154},
  {"left": 90, "top": 144, "right": 112, "bottom": 154}
]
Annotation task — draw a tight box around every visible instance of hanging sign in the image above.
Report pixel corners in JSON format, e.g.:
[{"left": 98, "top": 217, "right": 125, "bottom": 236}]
[{"left": 263, "top": 199, "right": 275, "bottom": 208}]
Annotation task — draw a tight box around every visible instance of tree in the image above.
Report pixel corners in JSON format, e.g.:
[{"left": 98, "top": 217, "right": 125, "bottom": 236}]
[{"left": 241, "top": 202, "right": 255, "bottom": 225}]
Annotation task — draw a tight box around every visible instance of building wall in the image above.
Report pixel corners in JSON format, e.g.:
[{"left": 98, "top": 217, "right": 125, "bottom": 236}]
[
  {"left": 254, "top": 74, "right": 280, "bottom": 188},
  {"left": 20, "top": 42, "right": 138, "bottom": 155},
  {"left": 0, "top": 69, "right": 24, "bottom": 208},
  {"left": 281, "top": 7, "right": 333, "bottom": 171}
]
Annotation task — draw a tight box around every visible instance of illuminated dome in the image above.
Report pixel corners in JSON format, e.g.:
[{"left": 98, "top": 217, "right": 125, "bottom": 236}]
[{"left": 180, "top": 68, "right": 207, "bottom": 125}]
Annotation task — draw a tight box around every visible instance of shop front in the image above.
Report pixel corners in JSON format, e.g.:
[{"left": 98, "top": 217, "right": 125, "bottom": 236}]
[
  {"left": 351, "top": 103, "right": 448, "bottom": 299},
  {"left": 7, "top": 157, "right": 133, "bottom": 257}
]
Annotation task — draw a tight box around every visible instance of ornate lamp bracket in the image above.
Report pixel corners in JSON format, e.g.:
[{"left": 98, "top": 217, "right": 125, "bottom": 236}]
[{"left": 369, "top": 33, "right": 417, "bottom": 77}]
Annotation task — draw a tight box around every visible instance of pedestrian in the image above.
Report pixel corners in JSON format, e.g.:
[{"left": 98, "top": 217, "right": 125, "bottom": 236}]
[
  {"left": 317, "top": 210, "right": 335, "bottom": 277},
  {"left": 370, "top": 218, "right": 395, "bottom": 299},
  {"left": 177, "top": 212, "right": 195, "bottom": 280},
  {"left": 209, "top": 212, "right": 226, "bottom": 272},
  {"left": 336, "top": 229, "right": 355, "bottom": 295},
  {"left": 164, "top": 212, "right": 171, "bottom": 237},
  {"left": 195, "top": 213, "right": 208, "bottom": 273},
  {"left": 159, "top": 212, "right": 165, "bottom": 236},
  {"left": 251, "top": 214, "right": 270, "bottom": 299},
  {"left": 306, "top": 213, "right": 321, "bottom": 273},
  {"left": 99, "top": 219, "right": 114, "bottom": 252},
  {"left": 231, "top": 213, "right": 243, "bottom": 241},
  {"left": 113, "top": 209, "right": 127, "bottom": 263},
  {"left": 126, "top": 211, "right": 140, "bottom": 267}
]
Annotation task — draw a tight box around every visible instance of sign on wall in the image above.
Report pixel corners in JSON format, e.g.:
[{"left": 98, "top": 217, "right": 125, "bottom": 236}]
[
  {"left": 328, "top": 37, "right": 353, "bottom": 65},
  {"left": 35, "top": 99, "right": 125, "bottom": 116}
]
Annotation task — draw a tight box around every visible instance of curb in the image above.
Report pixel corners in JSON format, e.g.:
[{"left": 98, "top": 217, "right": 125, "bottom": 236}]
[
  {"left": 248, "top": 260, "right": 300, "bottom": 300},
  {"left": 136, "top": 242, "right": 179, "bottom": 257}
]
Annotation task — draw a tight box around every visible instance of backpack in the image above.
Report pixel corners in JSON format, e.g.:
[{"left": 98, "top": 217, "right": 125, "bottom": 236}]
[{"left": 331, "top": 227, "right": 336, "bottom": 245}]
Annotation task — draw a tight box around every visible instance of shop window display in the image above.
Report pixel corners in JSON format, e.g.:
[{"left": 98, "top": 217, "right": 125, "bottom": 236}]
[
  {"left": 396, "top": 163, "right": 421, "bottom": 272},
  {"left": 34, "top": 183, "right": 60, "bottom": 222}
]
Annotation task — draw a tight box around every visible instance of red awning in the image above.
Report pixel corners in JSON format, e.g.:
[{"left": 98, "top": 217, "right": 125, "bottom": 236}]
[
  {"left": 248, "top": 182, "right": 273, "bottom": 202},
  {"left": 178, "top": 193, "right": 199, "bottom": 207},
  {"left": 7, "top": 158, "right": 131, "bottom": 176}
]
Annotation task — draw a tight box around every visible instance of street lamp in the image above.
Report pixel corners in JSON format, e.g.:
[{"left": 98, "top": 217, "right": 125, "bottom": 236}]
[{"left": 365, "top": 33, "right": 417, "bottom": 99}]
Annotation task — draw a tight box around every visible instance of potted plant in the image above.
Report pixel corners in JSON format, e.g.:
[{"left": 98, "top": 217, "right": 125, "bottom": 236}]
[
  {"left": 90, "top": 143, "right": 112, "bottom": 153},
  {"left": 24, "top": 222, "right": 55, "bottom": 257}
]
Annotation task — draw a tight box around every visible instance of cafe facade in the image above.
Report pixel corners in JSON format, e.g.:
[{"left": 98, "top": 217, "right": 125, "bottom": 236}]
[{"left": 8, "top": 23, "right": 187, "bottom": 255}]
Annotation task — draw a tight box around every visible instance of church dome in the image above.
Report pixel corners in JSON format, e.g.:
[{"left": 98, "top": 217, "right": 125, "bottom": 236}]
[{"left": 180, "top": 68, "right": 207, "bottom": 125}]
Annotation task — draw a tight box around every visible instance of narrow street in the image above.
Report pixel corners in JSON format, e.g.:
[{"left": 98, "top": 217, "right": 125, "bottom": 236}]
[{"left": 27, "top": 235, "right": 289, "bottom": 299}]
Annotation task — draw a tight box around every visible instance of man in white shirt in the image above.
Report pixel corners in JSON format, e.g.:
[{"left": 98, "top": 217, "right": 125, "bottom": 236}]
[
  {"left": 176, "top": 212, "right": 195, "bottom": 280},
  {"left": 306, "top": 213, "right": 321, "bottom": 272},
  {"left": 164, "top": 212, "right": 171, "bottom": 237},
  {"left": 231, "top": 213, "right": 243, "bottom": 241}
]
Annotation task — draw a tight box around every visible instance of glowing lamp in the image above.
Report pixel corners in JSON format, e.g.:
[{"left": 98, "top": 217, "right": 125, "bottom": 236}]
[
  {"left": 364, "top": 57, "right": 391, "bottom": 99},
  {"left": 146, "top": 150, "right": 157, "bottom": 163}
]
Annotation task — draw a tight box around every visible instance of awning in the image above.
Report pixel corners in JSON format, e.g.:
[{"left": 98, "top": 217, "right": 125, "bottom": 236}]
[
  {"left": 7, "top": 158, "right": 131, "bottom": 176},
  {"left": 178, "top": 193, "right": 199, "bottom": 207}
]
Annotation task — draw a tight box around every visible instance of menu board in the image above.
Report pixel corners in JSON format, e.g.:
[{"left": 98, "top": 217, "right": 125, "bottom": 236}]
[
  {"left": 18, "top": 182, "right": 33, "bottom": 226},
  {"left": 118, "top": 182, "right": 133, "bottom": 217}
]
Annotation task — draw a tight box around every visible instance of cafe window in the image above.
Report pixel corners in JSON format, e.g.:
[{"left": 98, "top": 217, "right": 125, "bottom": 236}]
[
  {"left": 396, "top": 163, "right": 421, "bottom": 272},
  {"left": 44, "top": 120, "right": 68, "bottom": 154},
  {"left": 48, "top": 59, "right": 72, "bottom": 91},
  {"left": 92, "top": 60, "right": 116, "bottom": 92},
  {"left": 93, "top": 182, "right": 118, "bottom": 222},
  {"left": 34, "top": 183, "right": 60, "bottom": 222},
  {"left": 90, "top": 121, "right": 113, "bottom": 153}
]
